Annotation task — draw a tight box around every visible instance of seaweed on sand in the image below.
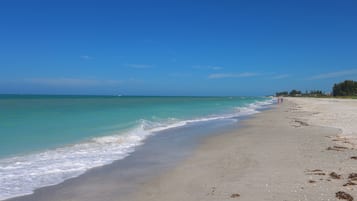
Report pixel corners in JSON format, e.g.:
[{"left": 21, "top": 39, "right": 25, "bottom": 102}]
[
  {"left": 336, "top": 191, "right": 354, "bottom": 201},
  {"left": 327, "top": 146, "right": 348, "bottom": 151},
  {"left": 343, "top": 181, "right": 357, "bottom": 186},
  {"left": 330, "top": 172, "right": 342, "bottom": 179},
  {"left": 348, "top": 173, "right": 357, "bottom": 181},
  {"left": 230, "top": 193, "right": 240, "bottom": 198}
]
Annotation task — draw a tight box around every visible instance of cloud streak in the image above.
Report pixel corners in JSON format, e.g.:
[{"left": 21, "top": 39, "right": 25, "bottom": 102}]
[
  {"left": 271, "top": 74, "right": 290, "bottom": 79},
  {"left": 26, "top": 78, "right": 121, "bottom": 87},
  {"left": 208, "top": 72, "right": 257, "bottom": 79},
  {"left": 193, "top": 65, "right": 223, "bottom": 70},
  {"left": 125, "top": 64, "right": 153, "bottom": 69},
  {"left": 168, "top": 72, "right": 192, "bottom": 77},
  {"left": 309, "top": 69, "right": 357, "bottom": 80},
  {"left": 80, "top": 55, "right": 93, "bottom": 60}
]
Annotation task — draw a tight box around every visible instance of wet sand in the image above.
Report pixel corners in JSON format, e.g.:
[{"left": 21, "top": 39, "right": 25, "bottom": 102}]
[
  {"left": 7, "top": 98, "right": 357, "bottom": 201},
  {"left": 126, "top": 98, "right": 357, "bottom": 201}
]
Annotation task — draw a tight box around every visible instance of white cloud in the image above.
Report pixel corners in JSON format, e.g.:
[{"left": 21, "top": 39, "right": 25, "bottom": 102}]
[
  {"left": 271, "top": 74, "right": 290, "bottom": 79},
  {"left": 168, "top": 73, "right": 192, "bottom": 77},
  {"left": 26, "top": 78, "right": 121, "bottom": 87},
  {"left": 80, "top": 55, "right": 93, "bottom": 60},
  {"left": 193, "top": 65, "right": 223, "bottom": 70},
  {"left": 309, "top": 69, "right": 357, "bottom": 80},
  {"left": 125, "top": 64, "right": 153, "bottom": 69},
  {"left": 211, "top": 66, "right": 223, "bottom": 70},
  {"left": 208, "top": 72, "right": 257, "bottom": 79}
]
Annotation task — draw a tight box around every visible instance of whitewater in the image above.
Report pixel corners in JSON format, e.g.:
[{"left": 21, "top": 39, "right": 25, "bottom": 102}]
[{"left": 0, "top": 96, "right": 274, "bottom": 200}]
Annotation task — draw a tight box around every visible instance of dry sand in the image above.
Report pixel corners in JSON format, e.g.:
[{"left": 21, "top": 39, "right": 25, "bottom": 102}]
[
  {"left": 8, "top": 98, "right": 357, "bottom": 201},
  {"left": 287, "top": 97, "right": 357, "bottom": 148},
  {"left": 125, "top": 98, "right": 357, "bottom": 201}
]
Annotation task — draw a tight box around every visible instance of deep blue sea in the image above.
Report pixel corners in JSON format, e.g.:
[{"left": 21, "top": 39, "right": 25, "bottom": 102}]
[{"left": 0, "top": 95, "right": 273, "bottom": 200}]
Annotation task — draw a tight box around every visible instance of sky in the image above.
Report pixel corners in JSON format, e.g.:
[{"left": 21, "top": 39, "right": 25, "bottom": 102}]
[{"left": 0, "top": 0, "right": 357, "bottom": 96}]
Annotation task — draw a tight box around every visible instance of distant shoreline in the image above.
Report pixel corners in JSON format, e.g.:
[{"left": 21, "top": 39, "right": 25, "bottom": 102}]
[
  {"left": 5, "top": 97, "right": 357, "bottom": 201},
  {"left": 1, "top": 96, "right": 273, "bottom": 200},
  {"left": 0, "top": 94, "right": 271, "bottom": 98},
  {"left": 121, "top": 98, "right": 357, "bottom": 201}
]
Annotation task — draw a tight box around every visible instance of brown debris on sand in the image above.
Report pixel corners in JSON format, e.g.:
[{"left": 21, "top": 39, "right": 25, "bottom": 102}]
[
  {"left": 291, "top": 119, "right": 309, "bottom": 128},
  {"left": 305, "top": 169, "right": 325, "bottom": 175},
  {"left": 308, "top": 180, "right": 316, "bottom": 183},
  {"left": 351, "top": 156, "right": 357, "bottom": 160},
  {"left": 327, "top": 146, "right": 349, "bottom": 151},
  {"left": 327, "top": 147, "right": 341, "bottom": 151},
  {"left": 295, "top": 120, "right": 309, "bottom": 126},
  {"left": 308, "top": 169, "right": 323, "bottom": 172},
  {"left": 343, "top": 181, "right": 357, "bottom": 186},
  {"left": 334, "top": 146, "right": 349, "bottom": 149},
  {"left": 230, "top": 193, "right": 240, "bottom": 198},
  {"left": 206, "top": 187, "right": 216, "bottom": 196},
  {"left": 309, "top": 172, "right": 326, "bottom": 176},
  {"left": 331, "top": 137, "right": 356, "bottom": 146},
  {"left": 336, "top": 191, "right": 354, "bottom": 201},
  {"left": 330, "top": 172, "right": 342, "bottom": 179},
  {"left": 348, "top": 173, "right": 357, "bottom": 181}
]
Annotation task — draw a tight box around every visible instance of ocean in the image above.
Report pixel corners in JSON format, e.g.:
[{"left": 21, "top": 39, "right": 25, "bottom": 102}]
[{"left": 0, "top": 95, "right": 273, "bottom": 200}]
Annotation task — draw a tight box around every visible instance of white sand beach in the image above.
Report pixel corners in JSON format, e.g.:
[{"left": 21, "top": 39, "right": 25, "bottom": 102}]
[
  {"left": 287, "top": 97, "right": 357, "bottom": 148},
  {"left": 125, "top": 98, "right": 357, "bottom": 201},
  {"left": 7, "top": 98, "right": 357, "bottom": 201}
]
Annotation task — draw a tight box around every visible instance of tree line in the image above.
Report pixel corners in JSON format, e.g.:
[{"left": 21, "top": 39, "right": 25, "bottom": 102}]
[
  {"left": 276, "top": 80, "right": 357, "bottom": 97},
  {"left": 276, "top": 89, "right": 324, "bottom": 97},
  {"left": 332, "top": 80, "right": 357, "bottom": 96}
]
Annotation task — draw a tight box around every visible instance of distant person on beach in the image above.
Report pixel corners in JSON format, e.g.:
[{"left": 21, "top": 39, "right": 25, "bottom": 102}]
[{"left": 277, "top": 97, "right": 283, "bottom": 104}]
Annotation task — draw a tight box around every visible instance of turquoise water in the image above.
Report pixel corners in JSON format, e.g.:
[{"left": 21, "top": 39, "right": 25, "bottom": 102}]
[
  {"left": 0, "top": 95, "right": 266, "bottom": 158},
  {"left": 0, "top": 95, "right": 273, "bottom": 200}
]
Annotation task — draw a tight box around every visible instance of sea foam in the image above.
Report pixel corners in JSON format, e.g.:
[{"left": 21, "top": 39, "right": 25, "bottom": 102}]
[{"left": 0, "top": 98, "right": 273, "bottom": 200}]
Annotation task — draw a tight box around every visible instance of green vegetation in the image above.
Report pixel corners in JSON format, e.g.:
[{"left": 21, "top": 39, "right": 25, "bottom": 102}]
[
  {"left": 289, "top": 89, "right": 302, "bottom": 96},
  {"left": 275, "top": 89, "right": 324, "bottom": 97},
  {"left": 275, "top": 91, "right": 288, "bottom": 96},
  {"left": 276, "top": 80, "right": 357, "bottom": 98},
  {"left": 332, "top": 80, "right": 357, "bottom": 96}
]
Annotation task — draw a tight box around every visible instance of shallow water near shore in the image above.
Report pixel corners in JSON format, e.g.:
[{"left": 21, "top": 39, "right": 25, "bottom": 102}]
[
  {"left": 6, "top": 117, "right": 248, "bottom": 201},
  {"left": 0, "top": 95, "right": 273, "bottom": 200}
]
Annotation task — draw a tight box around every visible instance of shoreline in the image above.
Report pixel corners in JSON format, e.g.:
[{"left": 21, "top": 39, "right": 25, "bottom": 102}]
[
  {"left": 125, "top": 98, "right": 357, "bottom": 201},
  {"left": 0, "top": 97, "right": 273, "bottom": 201},
  {"left": 5, "top": 114, "right": 248, "bottom": 201},
  {"left": 6, "top": 98, "right": 357, "bottom": 201}
]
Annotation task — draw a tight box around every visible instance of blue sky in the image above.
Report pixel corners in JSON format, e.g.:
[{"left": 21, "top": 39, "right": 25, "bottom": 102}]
[{"left": 1, "top": 0, "right": 357, "bottom": 96}]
